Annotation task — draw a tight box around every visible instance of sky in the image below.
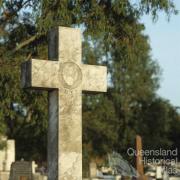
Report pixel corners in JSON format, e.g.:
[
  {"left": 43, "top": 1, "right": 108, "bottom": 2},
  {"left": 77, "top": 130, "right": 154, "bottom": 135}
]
[{"left": 141, "top": 0, "right": 180, "bottom": 107}]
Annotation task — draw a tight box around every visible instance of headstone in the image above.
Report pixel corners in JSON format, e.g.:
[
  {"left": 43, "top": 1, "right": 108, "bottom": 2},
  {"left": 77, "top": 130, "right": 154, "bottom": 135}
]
[
  {"left": 21, "top": 26, "right": 107, "bottom": 180},
  {"left": 89, "top": 162, "right": 97, "bottom": 178},
  {"left": 6, "top": 140, "right": 15, "bottom": 171},
  {"left": 0, "top": 138, "right": 15, "bottom": 171},
  {"left": 156, "top": 166, "right": 162, "bottom": 179},
  {"left": 32, "top": 161, "right": 37, "bottom": 174},
  {"left": 9, "top": 161, "right": 33, "bottom": 180}
]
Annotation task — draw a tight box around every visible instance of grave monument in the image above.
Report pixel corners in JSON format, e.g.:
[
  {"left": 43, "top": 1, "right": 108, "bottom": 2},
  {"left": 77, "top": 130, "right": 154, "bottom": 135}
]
[
  {"left": 0, "top": 138, "right": 15, "bottom": 171},
  {"left": 0, "top": 137, "right": 15, "bottom": 180},
  {"left": 9, "top": 161, "right": 32, "bottom": 180},
  {"left": 21, "top": 26, "right": 107, "bottom": 180}
]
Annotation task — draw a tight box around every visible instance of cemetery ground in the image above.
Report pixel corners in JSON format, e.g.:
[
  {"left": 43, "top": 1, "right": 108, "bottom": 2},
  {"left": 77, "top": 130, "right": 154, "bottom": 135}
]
[{"left": 0, "top": 0, "right": 180, "bottom": 180}]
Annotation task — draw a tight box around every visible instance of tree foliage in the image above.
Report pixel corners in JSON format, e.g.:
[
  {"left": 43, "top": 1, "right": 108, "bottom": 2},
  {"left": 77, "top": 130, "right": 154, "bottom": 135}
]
[{"left": 0, "top": 0, "right": 179, "bottom": 167}]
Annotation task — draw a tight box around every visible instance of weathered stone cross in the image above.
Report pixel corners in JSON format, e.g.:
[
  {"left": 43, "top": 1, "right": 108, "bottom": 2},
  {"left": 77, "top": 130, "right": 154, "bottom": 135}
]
[{"left": 21, "top": 26, "right": 107, "bottom": 180}]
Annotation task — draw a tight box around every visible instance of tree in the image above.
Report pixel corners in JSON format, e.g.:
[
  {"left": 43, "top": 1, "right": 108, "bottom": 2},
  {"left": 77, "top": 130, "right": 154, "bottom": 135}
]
[{"left": 136, "top": 98, "right": 176, "bottom": 148}]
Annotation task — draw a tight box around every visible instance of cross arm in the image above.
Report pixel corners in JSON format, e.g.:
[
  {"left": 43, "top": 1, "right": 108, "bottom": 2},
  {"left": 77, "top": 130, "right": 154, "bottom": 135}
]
[
  {"left": 21, "top": 59, "right": 59, "bottom": 89},
  {"left": 82, "top": 64, "right": 107, "bottom": 92}
]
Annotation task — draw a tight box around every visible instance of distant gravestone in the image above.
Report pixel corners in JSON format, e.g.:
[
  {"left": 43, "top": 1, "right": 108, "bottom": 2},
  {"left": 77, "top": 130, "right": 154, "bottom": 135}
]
[
  {"left": 9, "top": 161, "right": 33, "bottom": 180},
  {"left": 0, "top": 138, "right": 15, "bottom": 171},
  {"left": 156, "top": 166, "right": 163, "bottom": 179},
  {"left": 89, "top": 162, "right": 97, "bottom": 178}
]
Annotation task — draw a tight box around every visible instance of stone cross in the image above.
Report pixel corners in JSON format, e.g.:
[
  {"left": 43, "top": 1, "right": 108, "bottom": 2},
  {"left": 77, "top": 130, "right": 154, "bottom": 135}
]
[{"left": 21, "top": 26, "right": 107, "bottom": 180}]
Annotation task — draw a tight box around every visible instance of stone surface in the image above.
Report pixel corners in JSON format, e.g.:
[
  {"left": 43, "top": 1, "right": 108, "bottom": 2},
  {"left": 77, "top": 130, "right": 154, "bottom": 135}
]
[
  {"left": 0, "top": 145, "right": 6, "bottom": 171},
  {"left": 32, "top": 161, "right": 38, "bottom": 174},
  {"left": 0, "top": 171, "right": 10, "bottom": 180},
  {"left": 33, "top": 173, "right": 47, "bottom": 180},
  {"left": 0, "top": 138, "right": 15, "bottom": 171},
  {"left": 9, "top": 161, "right": 32, "bottom": 180},
  {"left": 21, "top": 27, "right": 107, "bottom": 180},
  {"left": 89, "top": 162, "right": 97, "bottom": 178},
  {"left": 6, "top": 140, "right": 15, "bottom": 171},
  {"left": 156, "top": 166, "right": 162, "bottom": 179}
]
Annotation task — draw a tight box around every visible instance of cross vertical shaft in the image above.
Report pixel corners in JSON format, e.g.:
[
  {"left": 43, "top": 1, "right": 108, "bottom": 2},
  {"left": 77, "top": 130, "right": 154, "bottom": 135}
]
[
  {"left": 47, "top": 28, "right": 83, "bottom": 179},
  {"left": 21, "top": 26, "right": 107, "bottom": 180},
  {"left": 47, "top": 28, "right": 59, "bottom": 179}
]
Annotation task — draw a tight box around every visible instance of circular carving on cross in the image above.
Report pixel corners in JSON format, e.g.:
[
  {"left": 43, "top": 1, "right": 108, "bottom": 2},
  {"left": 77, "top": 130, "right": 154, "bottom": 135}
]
[{"left": 59, "top": 62, "right": 82, "bottom": 89}]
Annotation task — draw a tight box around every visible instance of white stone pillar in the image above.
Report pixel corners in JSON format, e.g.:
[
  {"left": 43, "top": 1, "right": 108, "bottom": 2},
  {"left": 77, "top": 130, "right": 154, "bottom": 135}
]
[{"left": 5, "top": 140, "right": 15, "bottom": 171}]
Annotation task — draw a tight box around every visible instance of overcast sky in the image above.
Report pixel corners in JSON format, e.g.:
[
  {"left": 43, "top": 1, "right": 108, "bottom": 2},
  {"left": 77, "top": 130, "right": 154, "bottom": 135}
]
[{"left": 141, "top": 0, "right": 180, "bottom": 107}]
